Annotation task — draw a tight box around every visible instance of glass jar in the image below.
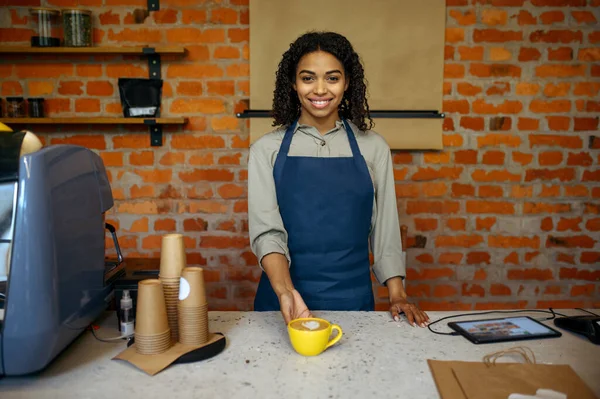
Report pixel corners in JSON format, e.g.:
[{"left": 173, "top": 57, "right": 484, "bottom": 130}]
[
  {"left": 63, "top": 9, "right": 92, "bottom": 47},
  {"left": 28, "top": 98, "right": 45, "bottom": 118},
  {"left": 6, "top": 97, "right": 26, "bottom": 118},
  {"left": 29, "top": 8, "right": 61, "bottom": 47}
]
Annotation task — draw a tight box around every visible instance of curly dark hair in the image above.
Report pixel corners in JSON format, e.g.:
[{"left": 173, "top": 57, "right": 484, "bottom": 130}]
[{"left": 272, "top": 31, "right": 374, "bottom": 132}]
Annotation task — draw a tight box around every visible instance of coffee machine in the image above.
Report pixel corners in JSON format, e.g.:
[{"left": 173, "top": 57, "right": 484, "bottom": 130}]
[{"left": 0, "top": 127, "right": 117, "bottom": 376}]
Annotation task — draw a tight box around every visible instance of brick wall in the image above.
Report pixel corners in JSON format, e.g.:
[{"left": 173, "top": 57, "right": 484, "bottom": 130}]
[{"left": 0, "top": 0, "right": 598, "bottom": 311}]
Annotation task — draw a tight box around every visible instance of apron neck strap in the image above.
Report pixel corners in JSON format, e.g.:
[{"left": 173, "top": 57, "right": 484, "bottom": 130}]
[
  {"left": 342, "top": 119, "right": 360, "bottom": 158},
  {"left": 279, "top": 121, "right": 297, "bottom": 156}
]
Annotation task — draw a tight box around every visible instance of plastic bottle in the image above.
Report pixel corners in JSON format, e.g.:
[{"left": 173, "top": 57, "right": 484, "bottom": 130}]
[{"left": 119, "top": 290, "right": 135, "bottom": 336}]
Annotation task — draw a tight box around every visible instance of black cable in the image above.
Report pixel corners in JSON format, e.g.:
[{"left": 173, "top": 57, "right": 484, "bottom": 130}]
[
  {"left": 575, "top": 308, "right": 599, "bottom": 317},
  {"left": 427, "top": 308, "right": 568, "bottom": 336}
]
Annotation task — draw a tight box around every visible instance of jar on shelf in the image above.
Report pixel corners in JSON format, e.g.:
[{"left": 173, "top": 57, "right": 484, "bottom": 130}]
[
  {"left": 6, "top": 97, "right": 26, "bottom": 118},
  {"left": 28, "top": 98, "right": 45, "bottom": 118},
  {"left": 62, "top": 9, "right": 93, "bottom": 47},
  {"left": 29, "top": 8, "right": 61, "bottom": 47}
]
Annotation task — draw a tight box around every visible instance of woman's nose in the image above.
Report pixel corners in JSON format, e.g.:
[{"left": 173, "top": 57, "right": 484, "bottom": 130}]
[{"left": 314, "top": 80, "right": 327, "bottom": 95}]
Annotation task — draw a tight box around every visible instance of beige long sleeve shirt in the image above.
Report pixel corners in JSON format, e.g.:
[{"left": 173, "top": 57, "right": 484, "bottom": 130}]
[{"left": 248, "top": 119, "right": 405, "bottom": 285}]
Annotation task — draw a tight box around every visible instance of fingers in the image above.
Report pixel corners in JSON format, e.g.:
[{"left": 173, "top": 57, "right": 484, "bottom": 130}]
[
  {"left": 279, "top": 294, "right": 293, "bottom": 324},
  {"left": 412, "top": 308, "right": 428, "bottom": 328},
  {"left": 280, "top": 290, "right": 314, "bottom": 324},
  {"left": 397, "top": 304, "right": 430, "bottom": 328},
  {"left": 403, "top": 307, "right": 417, "bottom": 327},
  {"left": 281, "top": 306, "right": 292, "bottom": 325},
  {"left": 291, "top": 289, "right": 313, "bottom": 319},
  {"left": 390, "top": 307, "right": 400, "bottom": 322}
]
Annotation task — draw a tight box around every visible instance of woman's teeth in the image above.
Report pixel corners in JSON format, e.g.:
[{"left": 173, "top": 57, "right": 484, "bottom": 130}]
[{"left": 310, "top": 99, "right": 330, "bottom": 109}]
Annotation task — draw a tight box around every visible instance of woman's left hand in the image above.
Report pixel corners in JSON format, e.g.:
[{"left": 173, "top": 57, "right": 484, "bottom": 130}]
[{"left": 389, "top": 298, "right": 430, "bottom": 328}]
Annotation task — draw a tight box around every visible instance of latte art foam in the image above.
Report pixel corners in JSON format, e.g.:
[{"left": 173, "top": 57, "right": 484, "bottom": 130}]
[{"left": 290, "top": 319, "right": 329, "bottom": 331}]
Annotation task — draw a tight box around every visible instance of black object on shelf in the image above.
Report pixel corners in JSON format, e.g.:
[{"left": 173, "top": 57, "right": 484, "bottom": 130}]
[
  {"left": 236, "top": 109, "right": 445, "bottom": 119},
  {"left": 118, "top": 78, "right": 164, "bottom": 146},
  {"left": 29, "top": 8, "right": 61, "bottom": 48},
  {"left": 5, "top": 97, "right": 26, "bottom": 118},
  {"left": 31, "top": 37, "right": 61, "bottom": 47},
  {"left": 118, "top": 78, "right": 163, "bottom": 118},
  {"left": 28, "top": 98, "right": 45, "bottom": 118}
]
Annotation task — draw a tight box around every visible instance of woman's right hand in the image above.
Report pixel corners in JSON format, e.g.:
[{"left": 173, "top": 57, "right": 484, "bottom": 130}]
[
  {"left": 278, "top": 288, "right": 312, "bottom": 324},
  {"left": 260, "top": 253, "right": 311, "bottom": 324}
]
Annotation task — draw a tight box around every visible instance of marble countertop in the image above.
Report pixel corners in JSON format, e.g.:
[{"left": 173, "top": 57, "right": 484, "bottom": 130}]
[{"left": 1, "top": 310, "right": 599, "bottom": 399}]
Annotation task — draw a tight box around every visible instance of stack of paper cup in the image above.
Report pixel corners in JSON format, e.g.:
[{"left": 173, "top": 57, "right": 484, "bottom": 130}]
[
  {"left": 135, "top": 279, "right": 171, "bottom": 355},
  {"left": 178, "top": 267, "right": 208, "bottom": 345},
  {"left": 159, "top": 234, "right": 187, "bottom": 343}
]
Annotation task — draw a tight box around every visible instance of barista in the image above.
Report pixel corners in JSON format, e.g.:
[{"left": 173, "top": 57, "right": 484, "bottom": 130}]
[{"left": 248, "top": 32, "right": 429, "bottom": 328}]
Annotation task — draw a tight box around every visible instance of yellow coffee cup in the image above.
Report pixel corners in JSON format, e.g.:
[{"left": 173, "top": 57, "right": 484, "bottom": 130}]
[{"left": 287, "top": 317, "right": 343, "bottom": 356}]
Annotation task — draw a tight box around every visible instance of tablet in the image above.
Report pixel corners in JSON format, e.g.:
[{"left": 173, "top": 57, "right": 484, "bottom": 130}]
[{"left": 448, "top": 316, "right": 562, "bottom": 344}]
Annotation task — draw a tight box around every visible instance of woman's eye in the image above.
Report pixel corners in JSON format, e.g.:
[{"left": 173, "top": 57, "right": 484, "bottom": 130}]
[
  {"left": 328, "top": 76, "right": 339, "bottom": 82},
  {"left": 301, "top": 76, "right": 313, "bottom": 82}
]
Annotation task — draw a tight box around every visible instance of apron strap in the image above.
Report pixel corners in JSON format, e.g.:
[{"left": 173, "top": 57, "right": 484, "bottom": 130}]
[
  {"left": 279, "top": 121, "right": 297, "bottom": 157},
  {"left": 342, "top": 119, "right": 371, "bottom": 175},
  {"left": 342, "top": 119, "right": 361, "bottom": 159},
  {"left": 273, "top": 121, "right": 297, "bottom": 183}
]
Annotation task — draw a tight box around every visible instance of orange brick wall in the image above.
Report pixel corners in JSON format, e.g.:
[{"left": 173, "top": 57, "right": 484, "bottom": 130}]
[{"left": 1, "top": 0, "right": 598, "bottom": 311}]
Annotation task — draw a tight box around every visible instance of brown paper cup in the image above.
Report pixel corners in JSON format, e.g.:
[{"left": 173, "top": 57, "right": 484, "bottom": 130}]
[
  {"left": 160, "top": 278, "right": 181, "bottom": 342},
  {"left": 135, "top": 279, "right": 169, "bottom": 336},
  {"left": 135, "top": 326, "right": 172, "bottom": 355},
  {"left": 177, "top": 301, "right": 209, "bottom": 345},
  {"left": 179, "top": 267, "right": 206, "bottom": 307},
  {"left": 179, "top": 331, "right": 208, "bottom": 345},
  {"left": 135, "top": 334, "right": 172, "bottom": 354},
  {"left": 159, "top": 277, "right": 180, "bottom": 284},
  {"left": 159, "top": 234, "right": 186, "bottom": 278}
]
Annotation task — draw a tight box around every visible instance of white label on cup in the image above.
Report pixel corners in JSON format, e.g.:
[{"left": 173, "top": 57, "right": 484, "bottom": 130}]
[
  {"left": 179, "top": 277, "right": 190, "bottom": 301},
  {"left": 301, "top": 321, "right": 320, "bottom": 330}
]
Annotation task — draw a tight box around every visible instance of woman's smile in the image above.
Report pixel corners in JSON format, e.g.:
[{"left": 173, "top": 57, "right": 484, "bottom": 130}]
[{"left": 309, "top": 98, "right": 333, "bottom": 109}]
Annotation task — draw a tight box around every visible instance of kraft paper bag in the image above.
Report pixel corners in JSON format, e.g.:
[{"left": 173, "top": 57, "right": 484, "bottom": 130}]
[{"left": 428, "top": 360, "right": 598, "bottom": 399}]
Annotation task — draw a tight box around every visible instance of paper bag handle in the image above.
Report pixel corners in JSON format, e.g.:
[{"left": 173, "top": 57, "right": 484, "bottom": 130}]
[{"left": 483, "top": 346, "right": 536, "bottom": 367}]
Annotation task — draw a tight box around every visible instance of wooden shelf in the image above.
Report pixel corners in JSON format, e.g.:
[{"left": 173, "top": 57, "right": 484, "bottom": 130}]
[
  {"left": 0, "top": 117, "right": 187, "bottom": 125},
  {"left": 0, "top": 46, "right": 187, "bottom": 146},
  {"left": 0, "top": 46, "right": 186, "bottom": 54}
]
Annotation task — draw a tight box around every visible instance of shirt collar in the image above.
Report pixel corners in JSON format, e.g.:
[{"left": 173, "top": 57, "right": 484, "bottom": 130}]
[{"left": 294, "top": 119, "right": 345, "bottom": 139}]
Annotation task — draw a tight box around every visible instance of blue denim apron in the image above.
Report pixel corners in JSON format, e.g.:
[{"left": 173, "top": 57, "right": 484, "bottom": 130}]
[{"left": 254, "top": 119, "right": 375, "bottom": 311}]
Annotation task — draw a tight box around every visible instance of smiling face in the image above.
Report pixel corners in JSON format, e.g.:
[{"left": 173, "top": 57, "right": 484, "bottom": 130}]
[{"left": 293, "top": 51, "right": 349, "bottom": 133}]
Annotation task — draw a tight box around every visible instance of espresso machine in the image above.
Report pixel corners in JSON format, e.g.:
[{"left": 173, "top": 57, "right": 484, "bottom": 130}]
[{"left": 0, "top": 126, "right": 118, "bottom": 376}]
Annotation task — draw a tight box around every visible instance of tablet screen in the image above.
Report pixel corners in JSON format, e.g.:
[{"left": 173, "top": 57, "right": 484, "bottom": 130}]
[{"left": 451, "top": 316, "right": 559, "bottom": 343}]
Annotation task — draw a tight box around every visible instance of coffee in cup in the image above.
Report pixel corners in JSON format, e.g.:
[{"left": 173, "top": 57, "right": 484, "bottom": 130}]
[
  {"left": 287, "top": 317, "right": 343, "bottom": 356},
  {"left": 289, "top": 319, "right": 329, "bottom": 332}
]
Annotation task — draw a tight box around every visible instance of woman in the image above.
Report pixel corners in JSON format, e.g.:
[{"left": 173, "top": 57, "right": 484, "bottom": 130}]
[{"left": 248, "top": 31, "right": 429, "bottom": 328}]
